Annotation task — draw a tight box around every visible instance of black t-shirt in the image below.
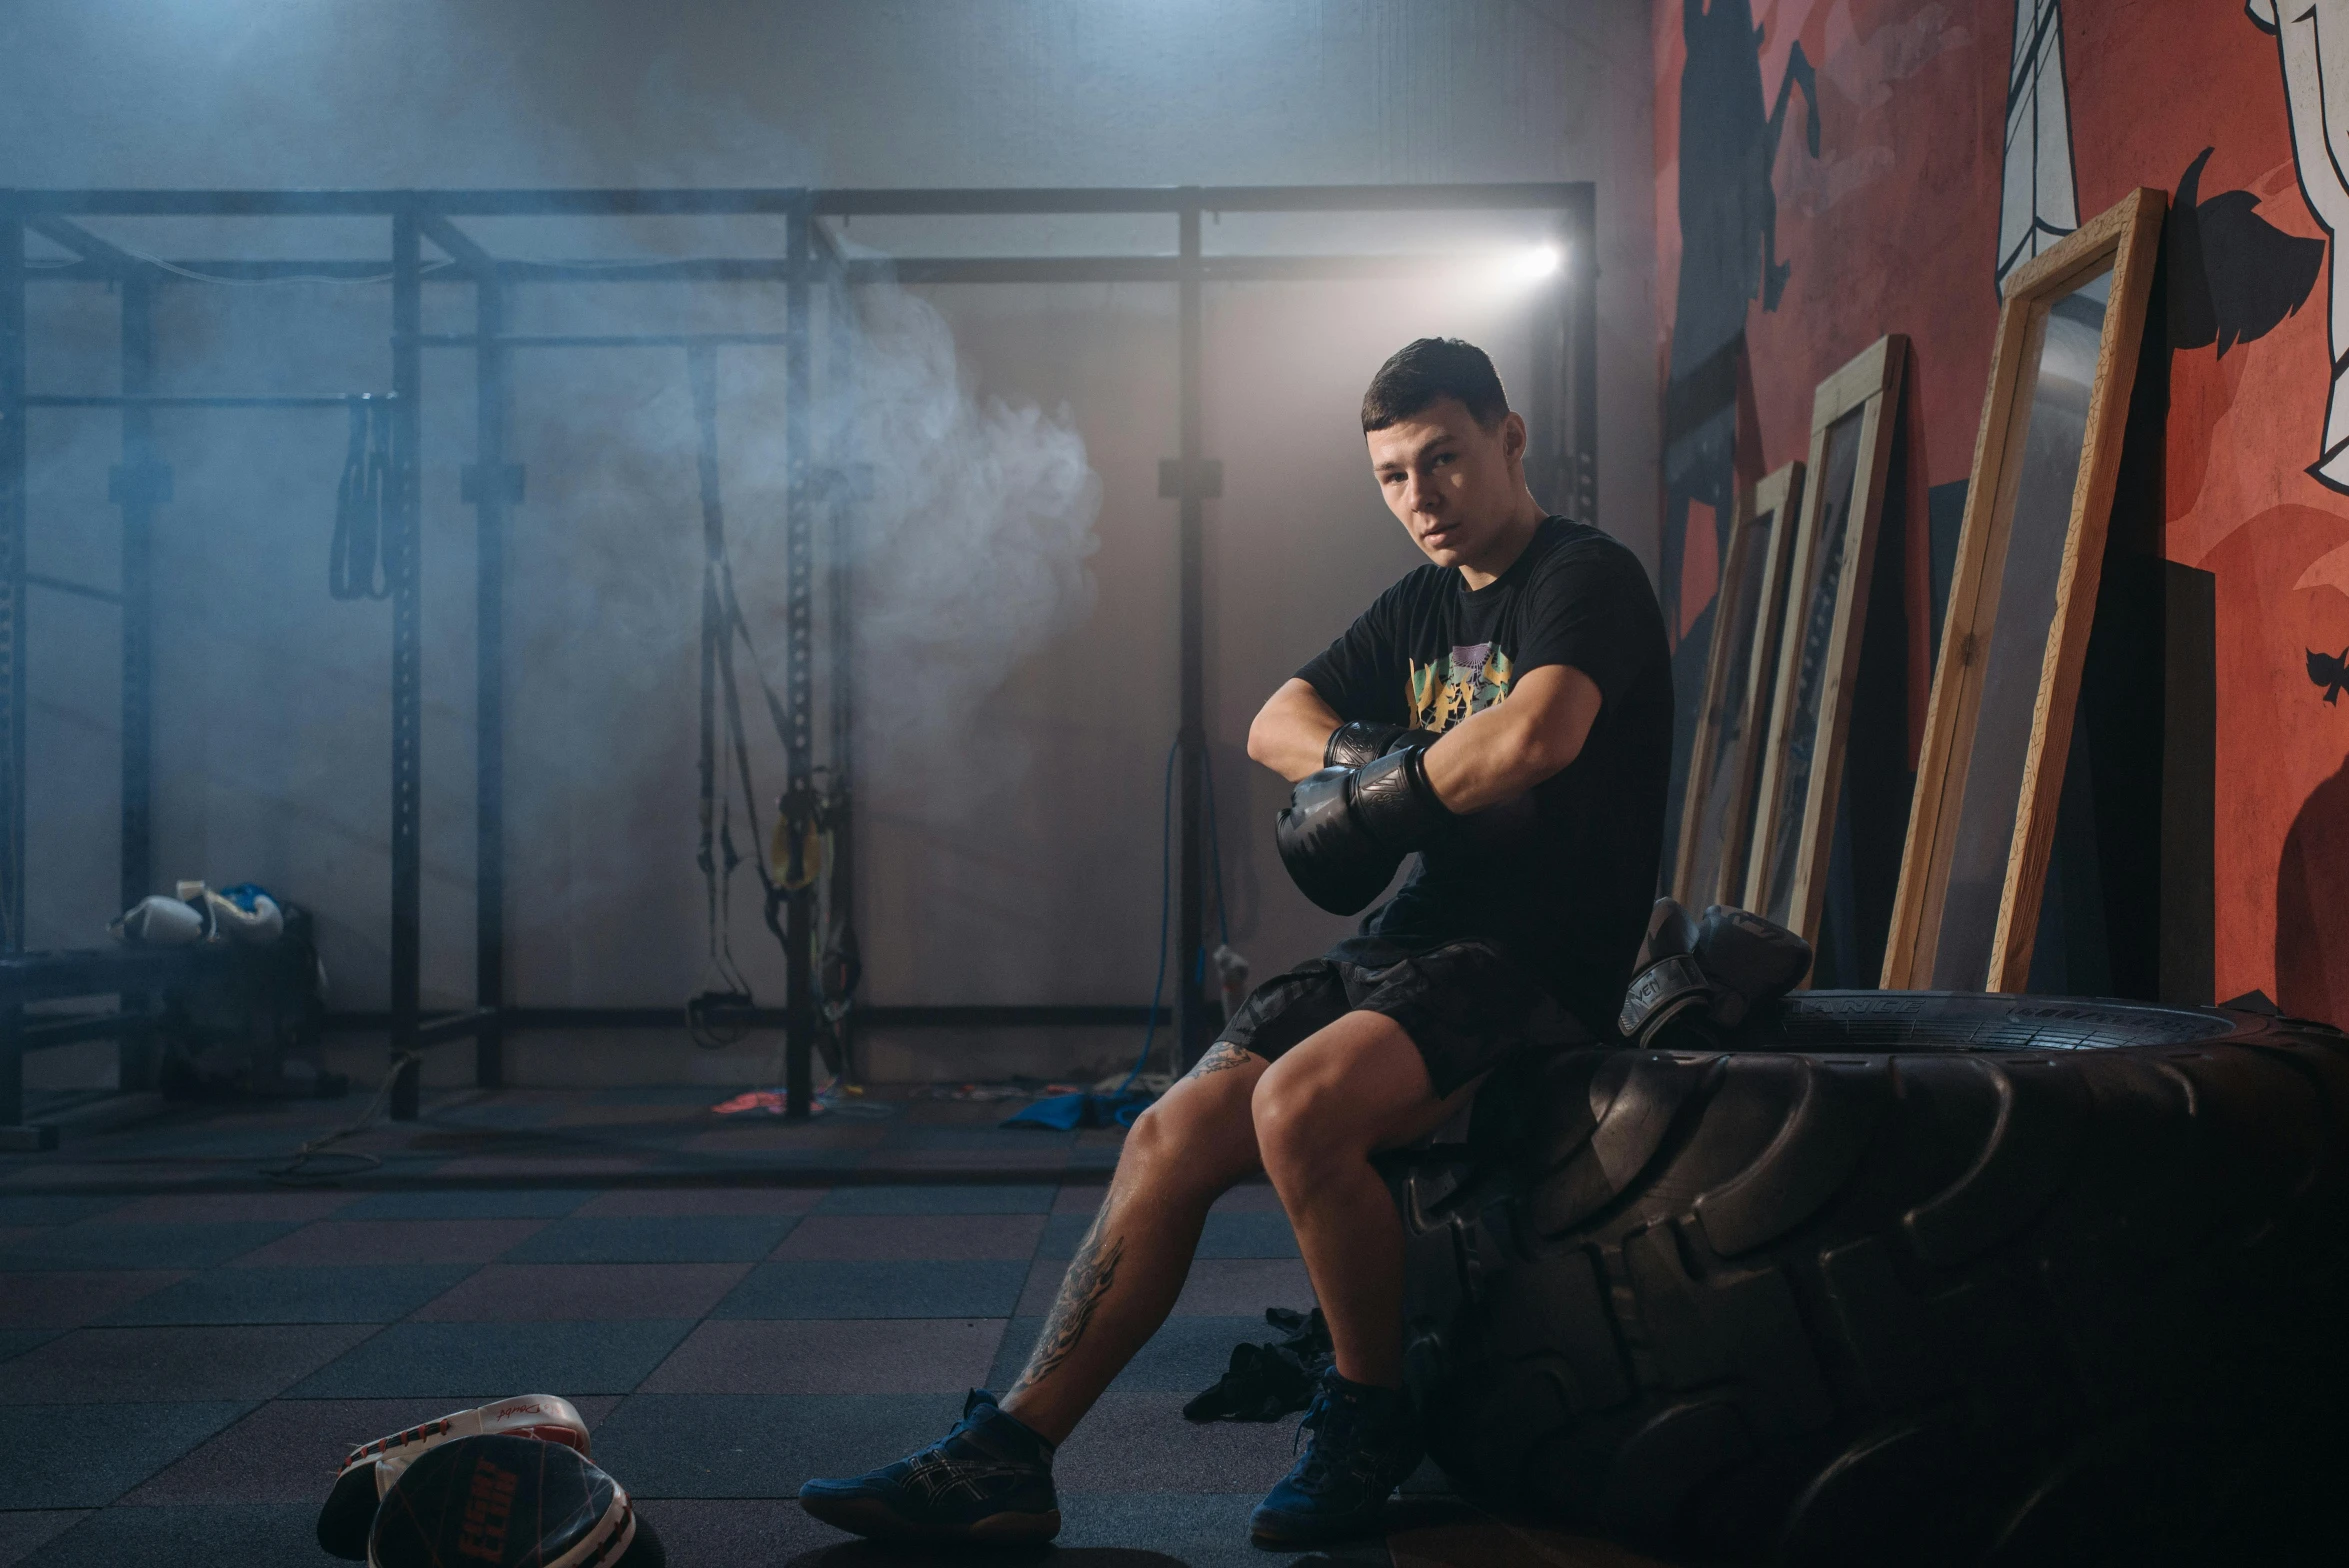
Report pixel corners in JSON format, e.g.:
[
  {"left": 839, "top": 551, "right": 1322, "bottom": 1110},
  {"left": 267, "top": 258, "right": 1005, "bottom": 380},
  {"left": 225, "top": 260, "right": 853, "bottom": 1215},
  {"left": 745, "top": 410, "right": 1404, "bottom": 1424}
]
[{"left": 1295, "top": 516, "right": 1674, "bottom": 1034}]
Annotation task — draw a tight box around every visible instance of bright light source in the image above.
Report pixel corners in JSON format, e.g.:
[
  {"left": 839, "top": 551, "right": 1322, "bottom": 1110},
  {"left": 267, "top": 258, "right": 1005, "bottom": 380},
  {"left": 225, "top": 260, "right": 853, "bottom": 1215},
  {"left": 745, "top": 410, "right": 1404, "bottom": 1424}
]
[{"left": 1516, "top": 244, "right": 1563, "bottom": 280}]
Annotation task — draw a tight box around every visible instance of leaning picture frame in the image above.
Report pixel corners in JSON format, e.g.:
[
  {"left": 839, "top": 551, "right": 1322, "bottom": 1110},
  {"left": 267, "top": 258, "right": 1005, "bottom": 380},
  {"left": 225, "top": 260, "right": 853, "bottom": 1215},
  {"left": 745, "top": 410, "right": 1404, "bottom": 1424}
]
[
  {"left": 1672, "top": 460, "right": 1806, "bottom": 911},
  {"left": 1880, "top": 188, "right": 2165, "bottom": 991},
  {"left": 1742, "top": 335, "right": 1906, "bottom": 952}
]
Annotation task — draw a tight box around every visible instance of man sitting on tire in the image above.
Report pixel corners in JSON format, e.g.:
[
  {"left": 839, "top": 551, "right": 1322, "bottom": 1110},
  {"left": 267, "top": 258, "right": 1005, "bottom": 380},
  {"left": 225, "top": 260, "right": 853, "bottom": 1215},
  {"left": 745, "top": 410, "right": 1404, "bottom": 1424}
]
[{"left": 800, "top": 337, "right": 1674, "bottom": 1549}]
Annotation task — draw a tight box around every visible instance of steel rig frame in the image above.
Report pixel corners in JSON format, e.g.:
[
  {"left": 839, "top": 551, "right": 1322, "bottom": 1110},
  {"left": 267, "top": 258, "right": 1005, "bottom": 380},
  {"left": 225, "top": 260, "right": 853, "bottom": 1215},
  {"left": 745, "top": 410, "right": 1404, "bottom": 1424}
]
[{"left": 0, "top": 183, "right": 1596, "bottom": 1127}]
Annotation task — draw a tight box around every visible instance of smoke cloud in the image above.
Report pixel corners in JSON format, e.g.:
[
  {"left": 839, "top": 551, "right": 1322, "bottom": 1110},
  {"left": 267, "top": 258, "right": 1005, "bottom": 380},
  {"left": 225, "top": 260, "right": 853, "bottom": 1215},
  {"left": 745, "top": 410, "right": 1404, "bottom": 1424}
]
[{"left": 838, "top": 285, "right": 1103, "bottom": 812}]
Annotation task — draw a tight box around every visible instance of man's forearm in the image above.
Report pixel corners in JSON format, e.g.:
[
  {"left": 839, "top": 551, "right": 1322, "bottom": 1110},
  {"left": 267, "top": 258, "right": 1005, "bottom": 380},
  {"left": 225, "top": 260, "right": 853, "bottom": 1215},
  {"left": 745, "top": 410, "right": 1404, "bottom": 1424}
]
[
  {"left": 1417, "top": 663, "right": 1599, "bottom": 812},
  {"left": 1247, "top": 679, "right": 1344, "bottom": 782}
]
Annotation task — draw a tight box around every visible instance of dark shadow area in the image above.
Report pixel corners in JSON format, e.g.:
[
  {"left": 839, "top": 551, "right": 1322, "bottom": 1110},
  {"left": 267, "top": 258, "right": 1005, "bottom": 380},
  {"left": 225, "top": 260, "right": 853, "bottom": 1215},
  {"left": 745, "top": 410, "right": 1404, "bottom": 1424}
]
[{"left": 2277, "top": 749, "right": 2349, "bottom": 1026}]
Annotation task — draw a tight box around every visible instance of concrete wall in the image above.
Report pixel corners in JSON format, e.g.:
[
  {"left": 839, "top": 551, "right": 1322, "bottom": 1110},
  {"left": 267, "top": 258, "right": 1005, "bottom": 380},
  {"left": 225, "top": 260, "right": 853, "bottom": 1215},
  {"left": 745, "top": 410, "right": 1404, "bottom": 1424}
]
[{"left": 4, "top": 1, "right": 1657, "bottom": 1082}]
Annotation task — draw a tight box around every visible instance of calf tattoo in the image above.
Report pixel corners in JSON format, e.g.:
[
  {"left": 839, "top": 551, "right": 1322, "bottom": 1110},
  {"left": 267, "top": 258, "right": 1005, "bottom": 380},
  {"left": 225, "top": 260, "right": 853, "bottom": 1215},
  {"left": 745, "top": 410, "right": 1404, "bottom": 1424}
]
[
  {"left": 1011, "top": 1207, "right": 1126, "bottom": 1394},
  {"left": 1186, "top": 1041, "right": 1256, "bottom": 1079}
]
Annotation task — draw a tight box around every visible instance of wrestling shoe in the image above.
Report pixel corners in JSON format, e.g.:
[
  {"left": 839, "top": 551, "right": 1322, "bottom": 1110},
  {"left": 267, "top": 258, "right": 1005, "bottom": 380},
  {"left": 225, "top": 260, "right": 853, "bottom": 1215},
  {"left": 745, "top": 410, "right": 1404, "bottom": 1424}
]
[
  {"left": 1248, "top": 1367, "right": 1424, "bottom": 1548},
  {"left": 799, "top": 1388, "right": 1060, "bottom": 1544}
]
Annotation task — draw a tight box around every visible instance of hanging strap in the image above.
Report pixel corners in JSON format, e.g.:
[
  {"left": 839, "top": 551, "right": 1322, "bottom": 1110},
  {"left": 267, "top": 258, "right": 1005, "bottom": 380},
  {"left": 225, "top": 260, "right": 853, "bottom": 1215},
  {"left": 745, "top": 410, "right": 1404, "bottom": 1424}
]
[
  {"left": 329, "top": 396, "right": 391, "bottom": 601},
  {"left": 687, "top": 347, "right": 840, "bottom": 1075}
]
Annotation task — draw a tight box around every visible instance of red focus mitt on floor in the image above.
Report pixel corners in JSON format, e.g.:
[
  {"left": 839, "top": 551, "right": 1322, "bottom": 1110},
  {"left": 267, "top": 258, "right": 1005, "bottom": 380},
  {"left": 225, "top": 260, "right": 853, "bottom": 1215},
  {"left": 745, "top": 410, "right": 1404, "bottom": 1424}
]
[
  {"left": 317, "top": 1395, "right": 592, "bottom": 1560},
  {"left": 368, "top": 1432, "right": 665, "bottom": 1568}
]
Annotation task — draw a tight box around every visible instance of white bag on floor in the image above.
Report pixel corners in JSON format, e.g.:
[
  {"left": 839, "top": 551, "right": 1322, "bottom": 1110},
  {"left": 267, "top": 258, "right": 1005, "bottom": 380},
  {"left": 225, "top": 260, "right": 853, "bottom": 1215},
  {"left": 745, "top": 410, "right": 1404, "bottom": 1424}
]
[{"left": 111, "top": 894, "right": 205, "bottom": 946}]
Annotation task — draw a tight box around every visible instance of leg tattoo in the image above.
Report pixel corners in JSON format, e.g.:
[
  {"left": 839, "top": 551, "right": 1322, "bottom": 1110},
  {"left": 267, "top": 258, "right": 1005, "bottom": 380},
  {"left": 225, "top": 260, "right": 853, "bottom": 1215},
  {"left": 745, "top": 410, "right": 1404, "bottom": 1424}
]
[
  {"left": 1185, "top": 1041, "right": 1257, "bottom": 1080},
  {"left": 1010, "top": 1207, "right": 1126, "bottom": 1396}
]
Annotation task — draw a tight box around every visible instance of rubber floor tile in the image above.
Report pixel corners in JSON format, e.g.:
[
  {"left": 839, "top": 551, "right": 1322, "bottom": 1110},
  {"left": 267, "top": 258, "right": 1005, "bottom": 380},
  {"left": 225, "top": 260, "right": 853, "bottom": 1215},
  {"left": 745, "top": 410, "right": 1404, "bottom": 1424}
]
[
  {"left": 590, "top": 1392, "right": 957, "bottom": 1497},
  {"left": 589, "top": 1085, "right": 745, "bottom": 1106},
  {"left": 287, "top": 1318, "right": 695, "bottom": 1398},
  {"left": 1053, "top": 1182, "right": 1111, "bottom": 1213},
  {"left": 683, "top": 1124, "right": 889, "bottom": 1154},
  {"left": 11, "top": 1502, "right": 320, "bottom": 1568},
  {"left": 1054, "top": 1491, "right": 1388, "bottom": 1565},
  {"left": 332, "top": 1187, "right": 592, "bottom": 1219},
  {"left": 98, "top": 1191, "right": 355, "bottom": 1226},
  {"left": 713, "top": 1259, "right": 1028, "bottom": 1320},
  {"left": 0, "top": 1324, "right": 374, "bottom": 1403},
  {"left": 1211, "top": 1183, "right": 1289, "bottom": 1213},
  {"left": 0, "top": 1270, "right": 186, "bottom": 1328},
  {"left": 229, "top": 1217, "right": 548, "bottom": 1266},
  {"left": 501, "top": 1214, "right": 798, "bottom": 1264},
  {"left": 1196, "top": 1212, "right": 1301, "bottom": 1259},
  {"left": 1171, "top": 1259, "right": 1317, "bottom": 1317},
  {"left": 991, "top": 1316, "right": 1266, "bottom": 1395},
  {"left": 574, "top": 1187, "right": 826, "bottom": 1217},
  {"left": 545, "top": 1101, "right": 709, "bottom": 1128},
  {"left": 0, "top": 1197, "right": 127, "bottom": 1226},
  {"left": 101, "top": 1264, "right": 478, "bottom": 1325},
  {"left": 883, "top": 1125, "right": 1073, "bottom": 1151},
  {"left": 1016, "top": 1255, "right": 1068, "bottom": 1315},
  {"left": 0, "top": 1510, "right": 87, "bottom": 1567},
  {"left": 0, "top": 1402, "right": 252, "bottom": 1509},
  {"left": 1, "top": 1162, "right": 220, "bottom": 1191},
  {"left": 411, "top": 1262, "right": 750, "bottom": 1321},
  {"left": 431, "top": 1154, "right": 651, "bottom": 1179},
  {"left": 1015, "top": 1246, "right": 1308, "bottom": 1319},
  {"left": 639, "top": 1317, "right": 1005, "bottom": 1395},
  {"left": 0, "top": 1221, "right": 297, "bottom": 1272},
  {"left": 122, "top": 1394, "right": 627, "bottom": 1505},
  {"left": 772, "top": 1213, "right": 1045, "bottom": 1261},
  {"left": 812, "top": 1182, "right": 1056, "bottom": 1215},
  {"left": 1051, "top": 1393, "right": 1303, "bottom": 1494},
  {"left": 862, "top": 1146, "right": 1071, "bottom": 1172},
  {"left": 630, "top": 1498, "right": 854, "bottom": 1566}
]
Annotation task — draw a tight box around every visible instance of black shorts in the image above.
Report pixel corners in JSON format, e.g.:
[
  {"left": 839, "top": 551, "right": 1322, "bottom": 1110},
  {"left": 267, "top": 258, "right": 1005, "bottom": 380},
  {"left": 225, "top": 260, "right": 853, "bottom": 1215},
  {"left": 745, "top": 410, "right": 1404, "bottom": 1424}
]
[{"left": 1217, "top": 938, "right": 1588, "bottom": 1099}]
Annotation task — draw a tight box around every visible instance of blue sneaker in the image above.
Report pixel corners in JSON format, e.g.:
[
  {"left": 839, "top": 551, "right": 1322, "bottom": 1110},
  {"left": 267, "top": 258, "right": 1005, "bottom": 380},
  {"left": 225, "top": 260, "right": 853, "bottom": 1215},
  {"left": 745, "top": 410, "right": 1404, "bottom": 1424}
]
[
  {"left": 799, "top": 1389, "right": 1061, "bottom": 1544},
  {"left": 1249, "top": 1368, "right": 1424, "bottom": 1548}
]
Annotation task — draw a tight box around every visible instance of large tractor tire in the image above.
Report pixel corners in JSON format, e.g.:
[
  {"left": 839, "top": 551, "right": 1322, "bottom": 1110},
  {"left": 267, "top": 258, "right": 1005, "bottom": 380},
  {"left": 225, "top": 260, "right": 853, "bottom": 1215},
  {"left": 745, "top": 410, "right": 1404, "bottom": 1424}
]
[{"left": 1392, "top": 992, "right": 2349, "bottom": 1566}]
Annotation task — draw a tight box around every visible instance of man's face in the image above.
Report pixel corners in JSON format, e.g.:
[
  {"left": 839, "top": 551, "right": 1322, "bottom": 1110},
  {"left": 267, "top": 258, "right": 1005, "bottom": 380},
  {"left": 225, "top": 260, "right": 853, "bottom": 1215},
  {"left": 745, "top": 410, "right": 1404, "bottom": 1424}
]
[{"left": 1366, "top": 397, "right": 1527, "bottom": 571}]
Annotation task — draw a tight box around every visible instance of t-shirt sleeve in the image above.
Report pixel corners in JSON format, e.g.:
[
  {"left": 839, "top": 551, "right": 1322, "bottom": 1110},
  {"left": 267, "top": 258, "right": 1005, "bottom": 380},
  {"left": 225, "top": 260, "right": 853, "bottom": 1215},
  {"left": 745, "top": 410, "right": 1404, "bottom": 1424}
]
[
  {"left": 1514, "top": 540, "right": 1664, "bottom": 707},
  {"left": 1295, "top": 585, "right": 1409, "bottom": 723}
]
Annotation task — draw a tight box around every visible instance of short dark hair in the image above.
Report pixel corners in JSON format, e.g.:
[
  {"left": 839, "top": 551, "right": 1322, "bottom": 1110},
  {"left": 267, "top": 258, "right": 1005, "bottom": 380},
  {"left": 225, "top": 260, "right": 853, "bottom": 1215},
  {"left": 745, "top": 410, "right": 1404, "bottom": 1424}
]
[{"left": 1361, "top": 337, "right": 1509, "bottom": 433}]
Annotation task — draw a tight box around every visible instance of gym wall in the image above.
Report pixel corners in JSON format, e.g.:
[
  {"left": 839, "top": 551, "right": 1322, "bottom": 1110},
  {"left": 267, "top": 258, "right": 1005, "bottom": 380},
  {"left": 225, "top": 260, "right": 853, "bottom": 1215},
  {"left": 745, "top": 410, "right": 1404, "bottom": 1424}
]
[{"left": 1653, "top": 0, "right": 2349, "bottom": 1028}]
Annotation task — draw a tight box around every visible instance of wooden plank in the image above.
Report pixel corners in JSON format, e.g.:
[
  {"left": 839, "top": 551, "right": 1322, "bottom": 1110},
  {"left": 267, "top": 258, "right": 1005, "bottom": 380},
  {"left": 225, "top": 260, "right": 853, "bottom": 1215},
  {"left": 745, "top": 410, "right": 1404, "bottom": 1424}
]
[
  {"left": 1883, "top": 302, "right": 2043, "bottom": 987},
  {"left": 1671, "top": 461, "right": 1805, "bottom": 910},
  {"left": 1712, "top": 461, "right": 1805, "bottom": 907},
  {"left": 1986, "top": 188, "right": 2167, "bottom": 990},
  {"left": 1672, "top": 478, "right": 1756, "bottom": 904},
  {"left": 1782, "top": 335, "right": 1907, "bottom": 953},
  {"left": 1881, "top": 187, "right": 2165, "bottom": 990},
  {"left": 1742, "top": 336, "right": 1904, "bottom": 950}
]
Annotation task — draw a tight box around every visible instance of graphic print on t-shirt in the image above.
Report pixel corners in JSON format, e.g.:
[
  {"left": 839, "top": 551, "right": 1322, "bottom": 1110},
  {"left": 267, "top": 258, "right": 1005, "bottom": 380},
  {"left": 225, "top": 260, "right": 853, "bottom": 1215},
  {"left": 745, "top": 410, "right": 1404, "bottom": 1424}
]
[{"left": 1407, "top": 643, "right": 1515, "bottom": 734}]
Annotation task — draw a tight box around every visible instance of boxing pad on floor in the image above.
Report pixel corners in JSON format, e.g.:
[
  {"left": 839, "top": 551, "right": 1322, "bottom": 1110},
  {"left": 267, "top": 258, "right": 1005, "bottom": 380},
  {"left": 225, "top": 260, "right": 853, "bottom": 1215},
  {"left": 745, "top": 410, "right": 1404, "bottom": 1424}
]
[
  {"left": 318, "top": 1395, "right": 591, "bottom": 1560},
  {"left": 368, "top": 1433, "right": 665, "bottom": 1568}
]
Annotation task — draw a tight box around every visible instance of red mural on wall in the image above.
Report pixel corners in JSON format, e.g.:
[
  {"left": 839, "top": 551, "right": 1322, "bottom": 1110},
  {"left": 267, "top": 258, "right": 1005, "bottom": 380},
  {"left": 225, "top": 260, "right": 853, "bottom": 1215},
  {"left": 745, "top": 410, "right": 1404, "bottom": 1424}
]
[{"left": 1654, "top": 0, "right": 2349, "bottom": 1021}]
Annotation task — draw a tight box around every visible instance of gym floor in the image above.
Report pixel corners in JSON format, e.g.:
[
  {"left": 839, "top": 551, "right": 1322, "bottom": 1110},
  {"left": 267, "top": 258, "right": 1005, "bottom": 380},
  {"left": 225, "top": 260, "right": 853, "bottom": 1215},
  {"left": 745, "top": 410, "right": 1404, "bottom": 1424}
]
[{"left": 0, "top": 1087, "right": 1670, "bottom": 1567}]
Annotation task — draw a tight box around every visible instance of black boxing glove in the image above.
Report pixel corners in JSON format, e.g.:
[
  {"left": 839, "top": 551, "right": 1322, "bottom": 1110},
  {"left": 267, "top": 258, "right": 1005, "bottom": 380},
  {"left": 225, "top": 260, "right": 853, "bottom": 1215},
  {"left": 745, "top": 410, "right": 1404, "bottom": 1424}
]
[
  {"left": 1276, "top": 746, "right": 1454, "bottom": 915},
  {"left": 1322, "top": 721, "right": 1434, "bottom": 770}
]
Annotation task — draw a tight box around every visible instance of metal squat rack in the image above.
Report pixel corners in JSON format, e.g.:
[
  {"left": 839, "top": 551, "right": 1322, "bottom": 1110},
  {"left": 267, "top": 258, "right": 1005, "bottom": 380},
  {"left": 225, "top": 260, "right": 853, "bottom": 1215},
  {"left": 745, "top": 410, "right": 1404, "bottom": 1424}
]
[{"left": 0, "top": 182, "right": 1596, "bottom": 1128}]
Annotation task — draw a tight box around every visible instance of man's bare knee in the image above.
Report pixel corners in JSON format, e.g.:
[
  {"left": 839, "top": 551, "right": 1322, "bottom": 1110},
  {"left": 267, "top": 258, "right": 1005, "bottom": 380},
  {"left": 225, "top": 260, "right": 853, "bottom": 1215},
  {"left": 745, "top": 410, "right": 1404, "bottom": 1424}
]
[
  {"left": 1117, "top": 1073, "right": 1260, "bottom": 1195},
  {"left": 1251, "top": 1063, "right": 1359, "bottom": 1182}
]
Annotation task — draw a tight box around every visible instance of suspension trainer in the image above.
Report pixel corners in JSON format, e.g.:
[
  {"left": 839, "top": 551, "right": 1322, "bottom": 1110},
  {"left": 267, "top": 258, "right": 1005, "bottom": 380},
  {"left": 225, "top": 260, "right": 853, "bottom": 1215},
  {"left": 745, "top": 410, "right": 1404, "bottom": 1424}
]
[{"left": 685, "top": 346, "right": 851, "bottom": 1072}]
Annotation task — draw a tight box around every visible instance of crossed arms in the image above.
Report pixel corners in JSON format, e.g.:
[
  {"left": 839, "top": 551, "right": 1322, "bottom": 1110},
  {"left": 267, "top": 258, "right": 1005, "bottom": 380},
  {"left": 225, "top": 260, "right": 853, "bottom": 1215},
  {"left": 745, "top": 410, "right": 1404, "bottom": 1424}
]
[{"left": 1245, "top": 663, "right": 1603, "bottom": 809}]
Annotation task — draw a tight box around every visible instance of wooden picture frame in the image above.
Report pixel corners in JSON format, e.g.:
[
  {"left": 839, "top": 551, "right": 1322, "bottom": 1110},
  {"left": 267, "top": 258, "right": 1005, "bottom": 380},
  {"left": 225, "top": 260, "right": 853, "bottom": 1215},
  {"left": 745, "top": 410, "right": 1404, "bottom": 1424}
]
[
  {"left": 1672, "top": 461, "right": 1806, "bottom": 910},
  {"left": 1742, "top": 335, "right": 1907, "bottom": 951},
  {"left": 1880, "top": 188, "right": 2165, "bottom": 992}
]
